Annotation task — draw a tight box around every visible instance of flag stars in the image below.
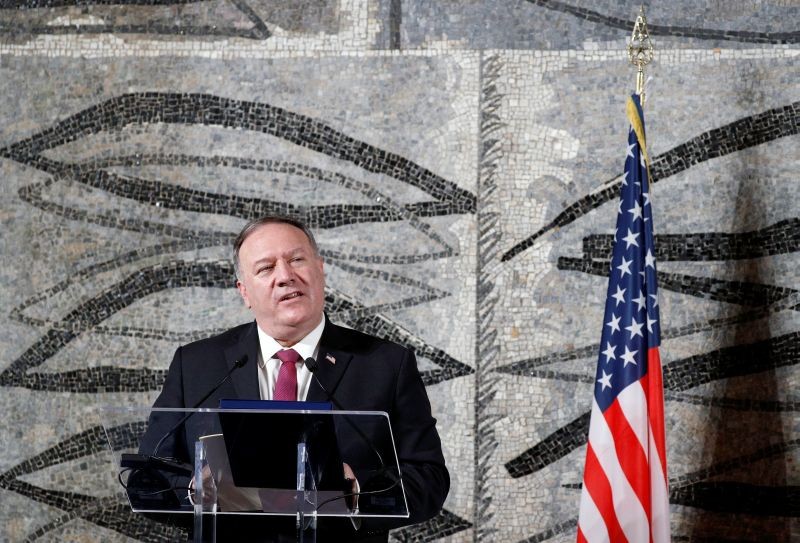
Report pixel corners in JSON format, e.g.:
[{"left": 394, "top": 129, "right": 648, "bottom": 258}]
[
  {"left": 598, "top": 370, "right": 613, "bottom": 390},
  {"left": 602, "top": 341, "right": 617, "bottom": 363},
  {"left": 611, "top": 286, "right": 626, "bottom": 306},
  {"left": 625, "top": 317, "right": 644, "bottom": 339},
  {"left": 645, "top": 249, "right": 656, "bottom": 269},
  {"left": 628, "top": 201, "right": 643, "bottom": 221},
  {"left": 622, "top": 228, "right": 640, "bottom": 249},
  {"left": 616, "top": 256, "right": 633, "bottom": 277},
  {"left": 647, "top": 315, "right": 658, "bottom": 334},
  {"left": 592, "top": 112, "right": 662, "bottom": 405},
  {"left": 633, "top": 290, "right": 647, "bottom": 312},
  {"left": 620, "top": 346, "right": 638, "bottom": 367},
  {"left": 606, "top": 313, "right": 622, "bottom": 334}
]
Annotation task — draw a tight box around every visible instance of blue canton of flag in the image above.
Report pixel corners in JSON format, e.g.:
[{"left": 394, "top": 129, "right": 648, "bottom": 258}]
[
  {"left": 577, "top": 94, "right": 670, "bottom": 543},
  {"left": 595, "top": 100, "right": 661, "bottom": 411}
]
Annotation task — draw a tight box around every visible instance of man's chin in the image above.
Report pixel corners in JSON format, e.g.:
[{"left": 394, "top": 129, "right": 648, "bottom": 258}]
[
  {"left": 277, "top": 306, "right": 313, "bottom": 323},
  {"left": 264, "top": 312, "right": 320, "bottom": 338}
]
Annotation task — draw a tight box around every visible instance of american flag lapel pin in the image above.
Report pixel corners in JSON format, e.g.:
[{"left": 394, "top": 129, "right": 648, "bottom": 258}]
[{"left": 325, "top": 354, "right": 336, "bottom": 365}]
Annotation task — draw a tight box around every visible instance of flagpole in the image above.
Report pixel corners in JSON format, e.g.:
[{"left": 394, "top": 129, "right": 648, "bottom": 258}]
[
  {"left": 628, "top": 5, "right": 654, "bottom": 106},
  {"left": 592, "top": 7, "right": 655, "bottom": 198},
  {"left": 627, "top": 5, "right": 654, "bottom": 203}
]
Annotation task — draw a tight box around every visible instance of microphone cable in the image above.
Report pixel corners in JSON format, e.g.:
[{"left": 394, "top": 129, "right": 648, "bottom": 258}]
[{"left": 303, "top": 357, "right": 402, "bottom": 514}]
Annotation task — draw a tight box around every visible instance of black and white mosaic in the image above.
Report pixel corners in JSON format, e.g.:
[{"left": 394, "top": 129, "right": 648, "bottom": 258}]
[{"left": 0, "top": 1, "right": 797, "bottom": 542}]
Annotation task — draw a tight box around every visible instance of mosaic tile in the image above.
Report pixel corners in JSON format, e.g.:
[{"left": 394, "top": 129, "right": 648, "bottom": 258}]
[{"left": 0, "top": 2, "right": 798, "bottom": 542}]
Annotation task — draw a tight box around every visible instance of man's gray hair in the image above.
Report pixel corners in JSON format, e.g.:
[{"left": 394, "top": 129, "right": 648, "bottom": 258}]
[{"left": 233, "top": 215, "right": 319, "bottom": 280}]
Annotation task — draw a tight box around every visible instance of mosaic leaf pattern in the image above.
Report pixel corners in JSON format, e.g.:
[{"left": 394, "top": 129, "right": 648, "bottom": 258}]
[{"left": 0, "top": 2, "right": 797, "bottom": 542}]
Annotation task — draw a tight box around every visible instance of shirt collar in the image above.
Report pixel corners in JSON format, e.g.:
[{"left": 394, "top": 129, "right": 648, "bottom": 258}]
[{"left": 256, "top": 316, "right": 325, "bottom": 363}]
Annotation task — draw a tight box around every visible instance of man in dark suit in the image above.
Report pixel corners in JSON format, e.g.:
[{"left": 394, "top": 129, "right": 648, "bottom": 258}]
[{"left": 138, "top": 216, "right": 449, "bottom": 542}]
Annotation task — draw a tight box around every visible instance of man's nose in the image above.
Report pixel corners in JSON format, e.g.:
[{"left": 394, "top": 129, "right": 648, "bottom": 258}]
[{"left": 274, "top": 260, "right": 295, "bottom": 285}]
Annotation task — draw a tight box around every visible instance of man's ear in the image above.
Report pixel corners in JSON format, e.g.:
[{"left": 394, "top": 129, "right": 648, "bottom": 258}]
[{"left": 236, "top": 280, "right": 251, "bottom": 309}]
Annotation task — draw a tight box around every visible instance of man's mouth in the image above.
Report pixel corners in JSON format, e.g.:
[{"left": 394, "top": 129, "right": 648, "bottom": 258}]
[{"left": 279, "top": 292, "right": 303, "bottom": 302}]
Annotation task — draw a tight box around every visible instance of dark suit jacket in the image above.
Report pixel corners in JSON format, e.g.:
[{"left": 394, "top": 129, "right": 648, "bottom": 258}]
[{"left": 138, "top": 318, "right": 449, "bottom": 542}]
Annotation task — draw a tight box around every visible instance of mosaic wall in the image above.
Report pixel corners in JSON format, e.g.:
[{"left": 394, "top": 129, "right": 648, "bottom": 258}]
[{"left": 1, "top": 1, "right": 798, "bottom": 541}]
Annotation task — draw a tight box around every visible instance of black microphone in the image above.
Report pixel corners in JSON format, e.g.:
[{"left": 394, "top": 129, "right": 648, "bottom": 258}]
[
  {"left": 304, "top": 357, "right": 387, "bottom": 471},
  {"left": 151, "top": 354, "right": 249, "bottom": 457},
  {"left": 304, "top": 357, "right": 344, "bottom": 411},
  {"left": 120, "top": 355, "right": 249, "bottom": 485}
]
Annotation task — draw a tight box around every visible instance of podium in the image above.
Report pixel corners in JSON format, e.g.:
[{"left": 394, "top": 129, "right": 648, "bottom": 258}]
[{"left": 99, "top": 406, "right": 410, "bottom": 542}]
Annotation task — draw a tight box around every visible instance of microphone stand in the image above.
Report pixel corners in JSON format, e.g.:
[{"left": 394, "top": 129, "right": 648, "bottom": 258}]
[
  {"left": 304, "top": 357, "right": 401, "bottom": 514},
  {"left": 119, "top": 355, "right": 249, "bottom": 503}
]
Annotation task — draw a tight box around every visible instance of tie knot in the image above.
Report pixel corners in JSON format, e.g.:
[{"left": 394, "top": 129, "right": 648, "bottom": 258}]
[{"left": 275, "top": 349, "right": 301, "bottom": 365}]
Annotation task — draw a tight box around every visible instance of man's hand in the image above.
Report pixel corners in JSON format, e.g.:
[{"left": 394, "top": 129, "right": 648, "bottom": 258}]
[
  {"left": 343, "top": 462, "right": 360, "bottom": 511},
  {"left": 343, "top": 462, "right": 362, "bottom": 529},
  {"left": 189, "top": 464, "right": 217, "bottom": 507}
]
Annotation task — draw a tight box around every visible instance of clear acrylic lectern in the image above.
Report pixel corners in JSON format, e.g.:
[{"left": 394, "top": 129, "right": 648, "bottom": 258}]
[{"left": 99, "top": 406, "right": 409, "bottom": 542}]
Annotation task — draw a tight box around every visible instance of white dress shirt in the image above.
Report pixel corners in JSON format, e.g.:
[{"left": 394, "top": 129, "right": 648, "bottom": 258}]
[{"left": 255, "top": 316, "right": 324, "bottom": 401}]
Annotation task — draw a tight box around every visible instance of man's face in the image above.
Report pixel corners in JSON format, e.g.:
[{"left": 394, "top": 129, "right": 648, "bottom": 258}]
[{"left": 236, "top": 223, "right": 325, "bottom": 345}]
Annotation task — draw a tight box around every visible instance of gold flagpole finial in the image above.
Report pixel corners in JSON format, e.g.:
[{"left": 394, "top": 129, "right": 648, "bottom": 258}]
[{"left": 627, "top": 5, "right": 654, "bottom": 105}]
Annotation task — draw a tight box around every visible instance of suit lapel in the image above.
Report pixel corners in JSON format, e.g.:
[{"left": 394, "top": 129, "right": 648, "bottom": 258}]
[
  {"left": 224, "top": 321, "right": 261, "bottom": 400},
  {"left": 307, "top": 319, "right": 353, "bottom": 404}
]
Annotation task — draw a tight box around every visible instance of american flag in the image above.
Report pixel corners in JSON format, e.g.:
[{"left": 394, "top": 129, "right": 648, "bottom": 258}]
[{"left": 577, "top": 95, "right": 670, "bottom": 543}]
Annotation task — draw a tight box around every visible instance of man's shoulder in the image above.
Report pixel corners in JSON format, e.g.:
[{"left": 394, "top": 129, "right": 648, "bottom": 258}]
[
  {"left": 180, "top": 321, "right": 254, "bottom": 353},
  {"left": 325, "top": 320, "right": 409, "bottom": 356}
]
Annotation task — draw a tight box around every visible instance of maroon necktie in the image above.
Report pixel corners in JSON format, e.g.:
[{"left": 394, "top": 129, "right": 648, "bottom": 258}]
[{"left": 274, "top": 349, "right": 300, "bottom": 401}]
